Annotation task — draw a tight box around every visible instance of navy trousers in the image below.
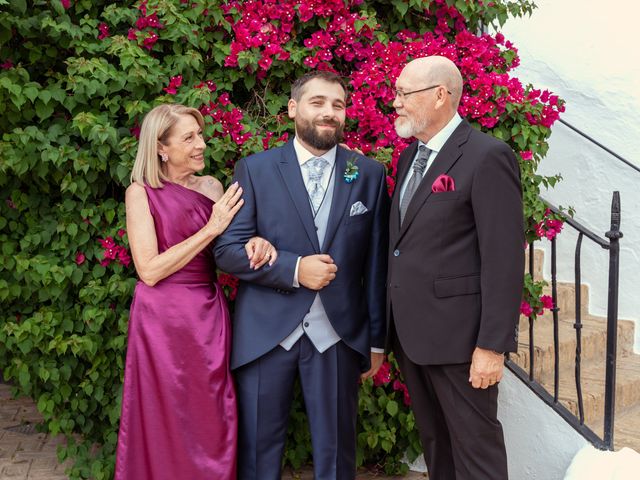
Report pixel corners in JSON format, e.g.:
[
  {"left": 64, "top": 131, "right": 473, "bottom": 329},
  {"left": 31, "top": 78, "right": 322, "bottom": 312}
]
[{"left": 235, "top": 336, "right": 361, "bottom": 480}]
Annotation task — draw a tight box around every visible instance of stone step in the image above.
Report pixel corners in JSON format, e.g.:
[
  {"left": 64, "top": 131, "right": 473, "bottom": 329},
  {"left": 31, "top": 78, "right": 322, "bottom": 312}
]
[
  {"left": 511, "top": 314, "right": 636, "bottom": 379},
  {"left": 546, "top": 283, "right": 591, "bottom": 321},
  {"left": 534, "top": 352, "right": 640, "bottom": 429},
  {"left": 613, "top": 404, "right": 640, "bottom": 452},
  {"left": 524, "top": 247, "right": 545, "bottom": 280},
  {"left": 525, "top": 248, "right": 593, "bottom": 321}
]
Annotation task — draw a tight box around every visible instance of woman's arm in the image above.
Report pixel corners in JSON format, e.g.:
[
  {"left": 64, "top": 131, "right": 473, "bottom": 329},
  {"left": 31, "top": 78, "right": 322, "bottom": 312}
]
[{"left": 125, "top": 182, "right": 243, "bottom": 286}]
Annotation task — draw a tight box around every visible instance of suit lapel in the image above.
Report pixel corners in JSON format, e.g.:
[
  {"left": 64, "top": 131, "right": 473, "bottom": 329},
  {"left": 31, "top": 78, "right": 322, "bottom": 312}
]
[
  {"left": 396, "top": 121, "right": 472, "bottom": 244},
  {"left": 276, "top": 141, "right": 321, "bottom": 252},
  {"left": 322, "top": 147, "right": 353, "bottom": 251}
]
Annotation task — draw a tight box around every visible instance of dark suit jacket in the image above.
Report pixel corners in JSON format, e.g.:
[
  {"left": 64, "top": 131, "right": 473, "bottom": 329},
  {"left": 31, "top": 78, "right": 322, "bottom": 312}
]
[
  {"left": 215, "top": 141, "right": 389, "bottom": 370},
  {"left": 387, "top": 120, "right": 524, "bottom": 365}
]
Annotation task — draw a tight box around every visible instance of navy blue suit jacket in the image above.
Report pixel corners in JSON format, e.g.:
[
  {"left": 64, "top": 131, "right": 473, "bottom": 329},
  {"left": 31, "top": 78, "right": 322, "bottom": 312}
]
[{"left": 214, "top": 141, "right": 389, "bottom": 370}]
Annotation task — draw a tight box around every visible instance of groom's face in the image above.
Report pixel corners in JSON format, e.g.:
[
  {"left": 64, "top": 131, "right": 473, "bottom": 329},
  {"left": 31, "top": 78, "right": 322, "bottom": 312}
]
[{"left": 288, "top": 78, "right": 346, "bottom": 152}]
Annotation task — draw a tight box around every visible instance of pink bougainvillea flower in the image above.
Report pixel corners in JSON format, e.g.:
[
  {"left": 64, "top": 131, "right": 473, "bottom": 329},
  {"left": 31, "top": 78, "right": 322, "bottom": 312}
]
[
  {"left": 98, "top": 236, "right": 132, "bottom": 268},
  {"left": 117, "top": 228, "right": 126, "bottom": 237},
  {"left": 373, "top": 361, "right": 392, "bottom": 386},
  {"left": 163, "top": 75, "right": 183, "bottom": 95},
  {"left": 127, "top": 28, "right": 138, "bottom": 41},
  {"left": 117, "top": 248, "right": 132, "bottom": 267},
  {"left": 135, "top": 16, "right": 149, "bottom": 30},
  {"left": 75, "top": 252, "right": 86, "bottom": 265},
  {"left": 520, "top": 150, "right": 533, "bottom": 161},
  {"left": 98, "top": 23, "right": 110, "bottom": 40},
  {"left": 520, "top": 301, "right": 533, "bottom": 317},
  {"left": 145, "top": 13, "right": 163, "bottom": 29},
  {"left": 393, "top": 379, "right": 411, "bottom": 406},
  {"left": 1, "top": 59, "right": 13, "bottom": 69},
  {"left": 98, "top": 236, "right": 115, "bottom": 250},
  {"left": 60, "top": 0, "right": 71, "bottom": 9},
  {"left": 218, "top": 273, "right": 239, "bottom": 300},
  {"left": 130, "top": 125, "right": 141, "bottom": 139},
  {"left": 6, "top": 198, "right": 16, "bottom": 209},
  {"left": 143, "top": 32, "right": 158, "bottom": 50},
  {"left": 540, "top": 295, "right": 554, "bottom": 310}
]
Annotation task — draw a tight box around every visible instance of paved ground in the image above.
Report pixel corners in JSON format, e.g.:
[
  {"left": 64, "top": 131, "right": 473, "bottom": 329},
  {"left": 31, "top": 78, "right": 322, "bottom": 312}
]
[
  {"left": 0, "top": 385, "right": 70, "bottom": 479},
  {"left": 1, "top": 384, "right": 427, "bottom": 479}
]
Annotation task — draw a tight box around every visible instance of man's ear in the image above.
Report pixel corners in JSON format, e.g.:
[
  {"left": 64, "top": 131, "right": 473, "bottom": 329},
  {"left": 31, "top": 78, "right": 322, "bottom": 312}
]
[
  {"left": 288, "top": 99, "right": 297, "bottom": 119},
  {"left": 434, "top": 86, "right": 449, "bottom": 110}
]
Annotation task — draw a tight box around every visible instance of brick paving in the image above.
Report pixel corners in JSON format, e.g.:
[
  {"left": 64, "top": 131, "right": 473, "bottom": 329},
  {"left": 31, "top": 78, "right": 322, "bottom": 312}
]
[
  {"left": 0, "top": 384, "right": 70, "bottom": 480},
  {"left": 1, "top": 384, "right": 427, "bottom": 479}
]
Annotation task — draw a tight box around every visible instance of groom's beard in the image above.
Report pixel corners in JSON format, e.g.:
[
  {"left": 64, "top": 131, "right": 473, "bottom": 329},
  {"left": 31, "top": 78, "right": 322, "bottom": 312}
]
[{"left": 296, "top": 117, "right": 344, "bottom": 151}]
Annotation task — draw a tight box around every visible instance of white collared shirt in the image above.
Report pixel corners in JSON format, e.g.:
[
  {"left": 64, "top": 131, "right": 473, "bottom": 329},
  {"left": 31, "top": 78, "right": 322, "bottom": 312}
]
[
  {"left": 399, "top": 113, "right": 463, "bottom": 203},
  {"left": 294, "top": 137, "right": 337, "bottom": 194}
]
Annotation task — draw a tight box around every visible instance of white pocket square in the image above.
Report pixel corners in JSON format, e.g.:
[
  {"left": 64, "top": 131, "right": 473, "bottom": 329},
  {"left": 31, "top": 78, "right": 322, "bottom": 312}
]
[{"left": 349, "top": 201, "right": 368, "bottom": 216}]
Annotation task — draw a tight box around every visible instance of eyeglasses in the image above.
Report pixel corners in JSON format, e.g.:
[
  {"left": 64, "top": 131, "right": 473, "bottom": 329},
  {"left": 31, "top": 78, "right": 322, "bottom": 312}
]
[{"left": 393, "top": 85, "right": 452, "bottom": 100}]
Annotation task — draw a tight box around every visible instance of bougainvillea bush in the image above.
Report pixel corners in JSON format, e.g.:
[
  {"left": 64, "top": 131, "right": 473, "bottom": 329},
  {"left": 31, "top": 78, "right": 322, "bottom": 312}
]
[{"left": 0, "top": 0, "right": 564, "bottom": 477}]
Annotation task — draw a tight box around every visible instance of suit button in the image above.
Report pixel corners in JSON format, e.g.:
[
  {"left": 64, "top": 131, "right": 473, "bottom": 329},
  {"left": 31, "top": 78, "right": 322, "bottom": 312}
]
[
  {"left": 393, "top": 249, "right": 400, "bottom": 257},
  {"left": 304, "top": 322, "right": 310, "bottom": 327}
]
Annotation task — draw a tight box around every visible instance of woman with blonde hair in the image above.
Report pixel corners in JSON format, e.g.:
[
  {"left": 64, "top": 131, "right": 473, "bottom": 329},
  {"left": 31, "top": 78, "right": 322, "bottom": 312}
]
[{"left": 115, "top": 104, "right": 276, "bottom": 479}]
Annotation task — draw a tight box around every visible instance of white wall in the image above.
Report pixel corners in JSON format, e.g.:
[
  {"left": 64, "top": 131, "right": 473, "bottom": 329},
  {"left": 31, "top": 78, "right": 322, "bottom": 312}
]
[
  {"left": 499, "top": 369, "right": 588, "bottom": 479},
  {"left": 498, "top": 0, "right": 640, "bottom": 351}
]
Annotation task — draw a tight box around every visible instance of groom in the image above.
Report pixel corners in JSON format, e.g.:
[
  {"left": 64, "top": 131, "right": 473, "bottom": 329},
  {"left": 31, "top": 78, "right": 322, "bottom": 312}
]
[{"left": 214, "top": 71, "right": 389, "bottom": 480}]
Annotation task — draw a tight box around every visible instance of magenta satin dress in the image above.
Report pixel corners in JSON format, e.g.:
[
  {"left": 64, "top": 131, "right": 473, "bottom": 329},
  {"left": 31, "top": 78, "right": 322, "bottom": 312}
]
[{"left": 115, "top": 182, "right": 237, "bottom": 480}]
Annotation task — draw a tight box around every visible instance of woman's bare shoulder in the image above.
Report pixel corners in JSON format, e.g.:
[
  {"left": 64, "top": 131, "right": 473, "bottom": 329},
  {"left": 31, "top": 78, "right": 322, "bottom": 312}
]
[{"left": 197, "top": 175, "right": 224, "bottom": 201}]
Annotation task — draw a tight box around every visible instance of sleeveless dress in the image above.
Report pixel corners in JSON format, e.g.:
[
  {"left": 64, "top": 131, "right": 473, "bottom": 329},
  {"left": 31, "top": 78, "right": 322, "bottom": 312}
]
[{"left": 115, "top": 182, "right": 237, "bottom": 480}]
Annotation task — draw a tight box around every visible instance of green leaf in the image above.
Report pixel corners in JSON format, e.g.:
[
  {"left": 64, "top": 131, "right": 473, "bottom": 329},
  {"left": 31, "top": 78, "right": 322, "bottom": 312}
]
[
  {"left": 66, "top": 223, "right": 78, "bottom": 237},
  {"left": 386, "top": 400, "right": 399, "bottom": 416},
  {"left": 35, "top": 101, "right": 54, "bottom": 120},
  {"left": 39, "top": 90, "right": 52, "bottom": 105},
  {"left": 23, "top": 86, "right": 39, "bottom": 103}
]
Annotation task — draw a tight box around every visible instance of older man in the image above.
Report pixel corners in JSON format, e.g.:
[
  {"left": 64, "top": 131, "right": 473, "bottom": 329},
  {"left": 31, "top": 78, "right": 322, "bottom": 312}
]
[{"left": 387, "top": 56, "right": 524, "bottom": 479}]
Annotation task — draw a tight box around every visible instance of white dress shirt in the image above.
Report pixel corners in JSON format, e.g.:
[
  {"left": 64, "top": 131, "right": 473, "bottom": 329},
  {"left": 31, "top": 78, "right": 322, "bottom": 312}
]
[{"left": 399, "top": 113, "right": 463, "bottom": 203}]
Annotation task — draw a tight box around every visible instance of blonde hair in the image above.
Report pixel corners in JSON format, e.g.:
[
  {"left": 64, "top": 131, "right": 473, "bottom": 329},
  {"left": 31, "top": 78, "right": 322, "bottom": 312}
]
[{"left": 130, "top": 104, "right": 205, "bottom": 188}]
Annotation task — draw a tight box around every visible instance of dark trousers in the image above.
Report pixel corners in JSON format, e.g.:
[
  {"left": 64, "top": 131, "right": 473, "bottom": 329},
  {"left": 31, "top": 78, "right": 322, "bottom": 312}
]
[
  {"left": 393, "top": 334, "right": 508, "bottom": 480},
  {"left": 235, "top": 336, "right": 361, "bottom": 480}
]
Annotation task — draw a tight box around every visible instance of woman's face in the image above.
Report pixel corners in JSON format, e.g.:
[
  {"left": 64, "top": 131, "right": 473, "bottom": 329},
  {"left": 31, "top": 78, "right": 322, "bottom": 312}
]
[{"left": 158, "top": 114, "right": 206, "bottom": 174}]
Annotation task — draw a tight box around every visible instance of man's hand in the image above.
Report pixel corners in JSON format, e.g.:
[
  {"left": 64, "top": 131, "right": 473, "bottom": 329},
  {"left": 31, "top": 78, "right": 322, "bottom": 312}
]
[
  {"left": 298, "top": 254, "right": 337, "bottom": 290},
  {"left": 469, "top": 347, "right": 504, "bottom": 389},
  {"left": 361, "top": 352, "right": 385, "bottom": 380},
  {"left": 339, "top": 143, "right": 364, "bottom": 156}
]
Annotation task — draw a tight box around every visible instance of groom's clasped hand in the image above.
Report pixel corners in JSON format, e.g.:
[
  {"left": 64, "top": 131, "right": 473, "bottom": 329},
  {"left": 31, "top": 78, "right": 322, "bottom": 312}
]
[{"left": 299, "top": 254, "right": 338, "bottom": 290}]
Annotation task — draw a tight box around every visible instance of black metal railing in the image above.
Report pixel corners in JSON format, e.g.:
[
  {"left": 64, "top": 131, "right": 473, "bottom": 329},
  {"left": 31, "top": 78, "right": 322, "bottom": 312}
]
[
  {"left": 506, "top": 191, "right": 622, "bottom": 450},
  {"left": 558, "top": 119, "right": 640, "bottom": 174}
]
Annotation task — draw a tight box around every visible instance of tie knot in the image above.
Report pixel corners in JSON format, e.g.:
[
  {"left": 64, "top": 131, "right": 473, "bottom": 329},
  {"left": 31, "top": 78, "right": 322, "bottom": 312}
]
[{"left": 306, "top": 157, "right": 329, "bottom": 180}]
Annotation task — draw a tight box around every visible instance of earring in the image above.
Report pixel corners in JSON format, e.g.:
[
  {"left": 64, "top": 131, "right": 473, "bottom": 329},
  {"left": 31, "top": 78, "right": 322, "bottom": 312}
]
[{"left": 160, "top": 153, "right": 168, "bottom": 162}]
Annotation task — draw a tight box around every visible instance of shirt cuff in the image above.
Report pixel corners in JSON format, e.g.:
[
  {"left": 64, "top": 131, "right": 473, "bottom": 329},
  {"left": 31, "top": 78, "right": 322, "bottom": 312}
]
[
  {"left": 371, "top": 347, "right": 384, "bottom": 354},
  {"left": 293, "top": 256, "right": 301, "bottom": 288}
]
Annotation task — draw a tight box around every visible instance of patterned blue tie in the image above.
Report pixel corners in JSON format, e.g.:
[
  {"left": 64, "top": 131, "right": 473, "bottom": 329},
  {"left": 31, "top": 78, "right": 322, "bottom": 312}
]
[{"left": 305, "top": 157, "right": 329, "bottom": 214}]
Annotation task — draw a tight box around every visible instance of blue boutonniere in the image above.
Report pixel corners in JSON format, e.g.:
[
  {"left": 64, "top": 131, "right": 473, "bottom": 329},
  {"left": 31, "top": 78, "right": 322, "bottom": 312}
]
[{"left": 343, "top": 157, "right": 359, "bottom": 183}]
